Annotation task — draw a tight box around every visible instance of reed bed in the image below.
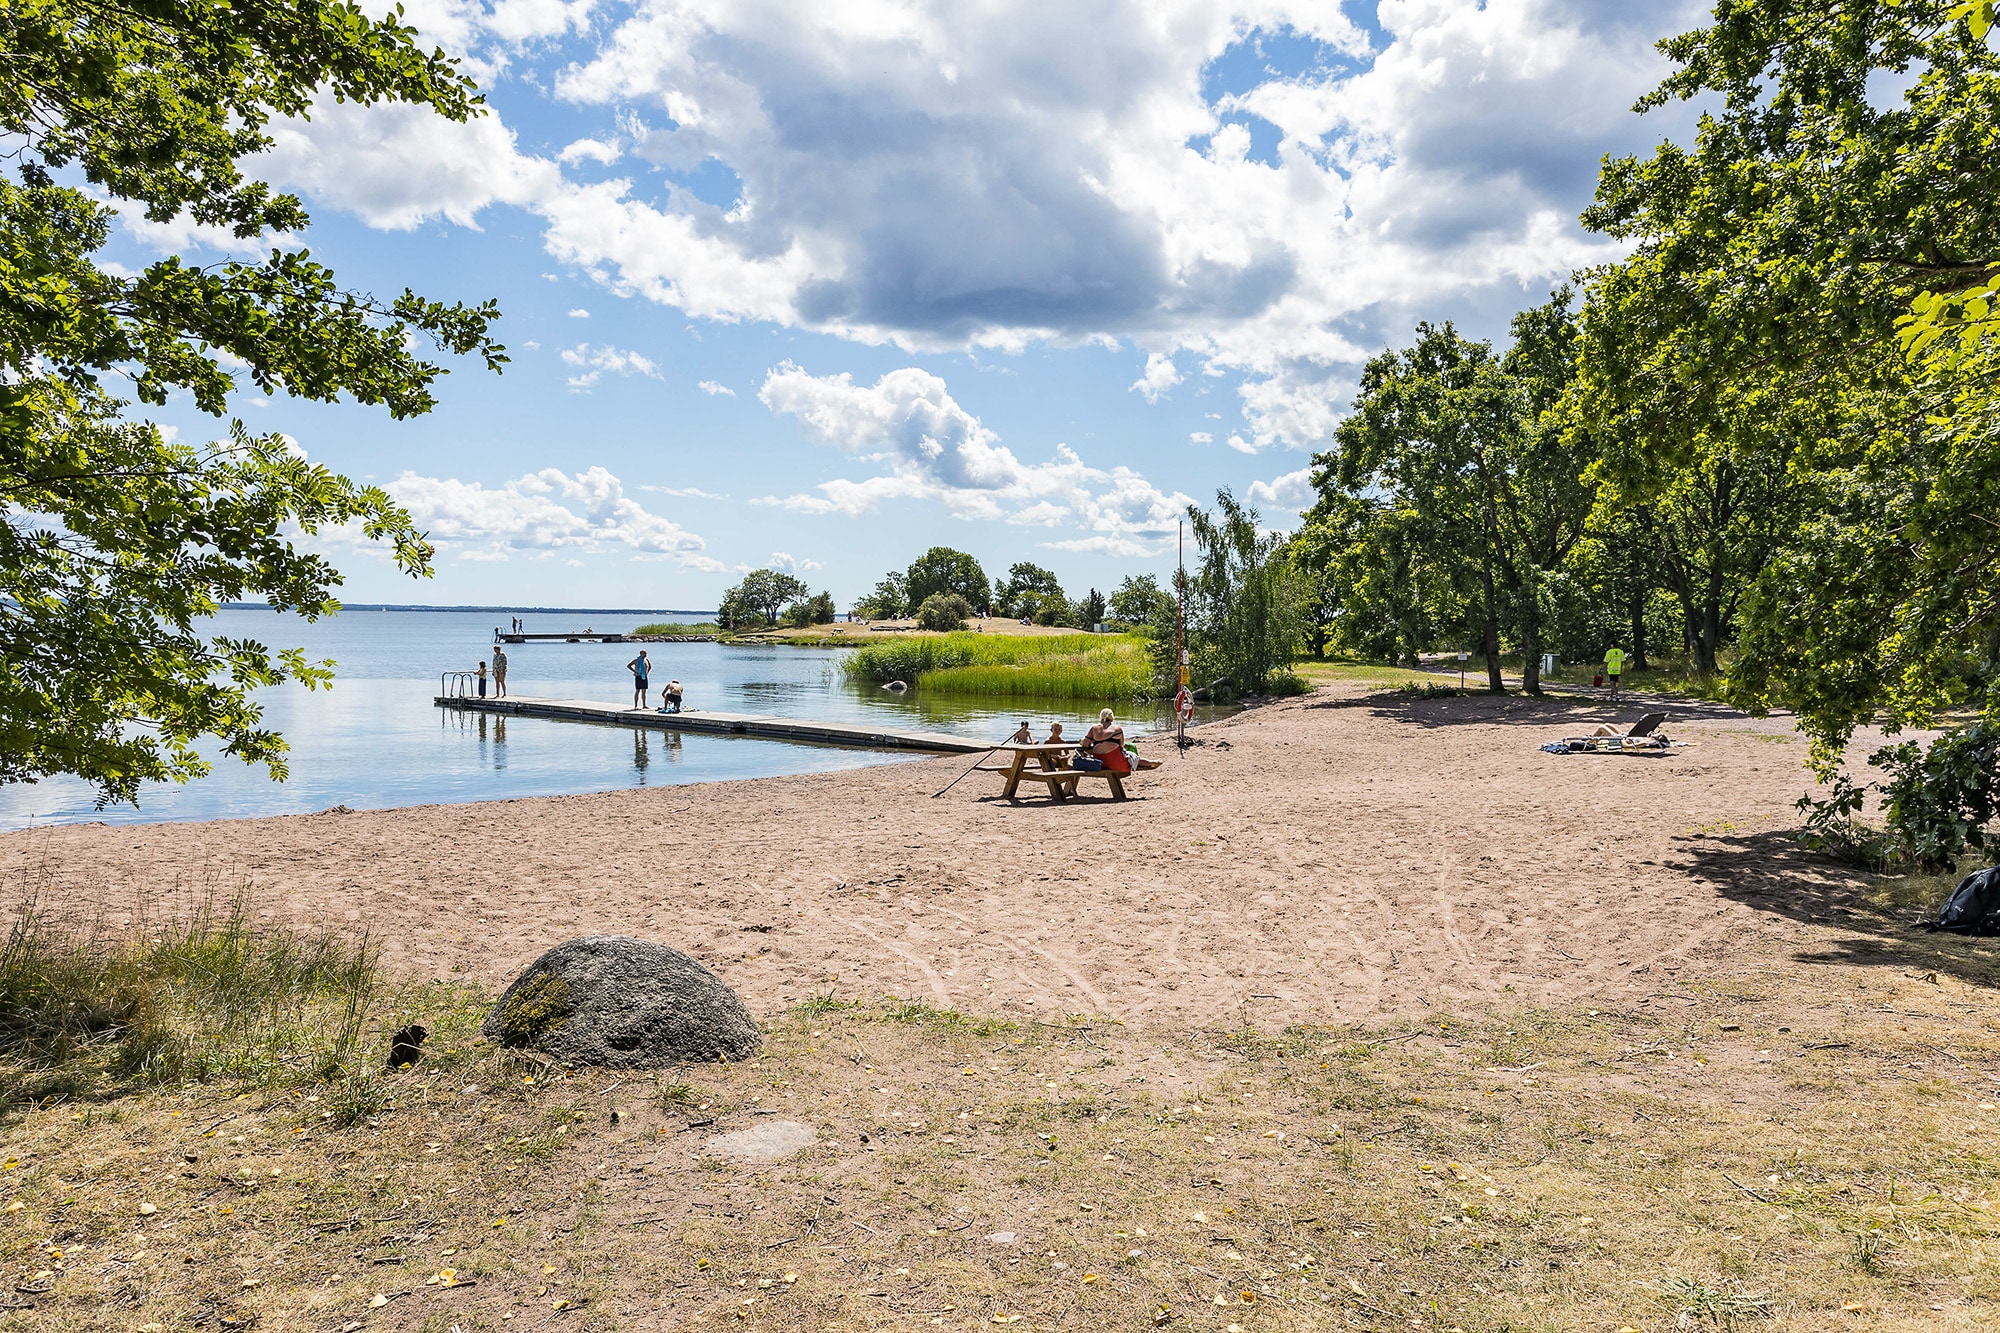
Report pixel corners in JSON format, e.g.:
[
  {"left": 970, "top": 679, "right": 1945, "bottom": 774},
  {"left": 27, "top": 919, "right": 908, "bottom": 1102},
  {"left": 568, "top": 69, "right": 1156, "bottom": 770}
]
[{"left": 841, "top": 632, "right": 1155, "bottom": 699}]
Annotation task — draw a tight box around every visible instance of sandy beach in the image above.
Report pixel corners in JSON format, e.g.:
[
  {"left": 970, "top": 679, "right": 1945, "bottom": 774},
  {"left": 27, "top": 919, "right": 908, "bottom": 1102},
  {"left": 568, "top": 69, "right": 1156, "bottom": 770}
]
[{"left": 3, "top": 684, "right": 1877, "bottom": 1024}]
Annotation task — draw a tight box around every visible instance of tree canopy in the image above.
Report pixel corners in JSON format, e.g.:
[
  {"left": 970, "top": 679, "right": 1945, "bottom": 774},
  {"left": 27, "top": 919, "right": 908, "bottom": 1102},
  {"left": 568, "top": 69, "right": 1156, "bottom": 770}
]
[
  {"left": 905, "top": 547, "right": 991, "bottom": 615},
  {"left": 0, "top": 0, "right": 506, "bottom": 804},
  {"left": 1574, "top": 0, "right": 2000, "bottom": 766}
]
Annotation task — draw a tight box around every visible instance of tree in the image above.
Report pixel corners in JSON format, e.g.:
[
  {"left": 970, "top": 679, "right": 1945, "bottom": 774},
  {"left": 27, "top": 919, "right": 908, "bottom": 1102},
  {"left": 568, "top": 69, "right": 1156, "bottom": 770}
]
[
  {"left": 1108, "top": 574, "right": 1171, "bottom": 629},
  {"left": 1290, "top": 494, "right": 1467, "bottom": 667},
  {"left": 721, "top": 569, "right": 810, "bottom": 627},
  {"left": 905, "top": 547, "right": 990, "bottom": 614},
  {"left": 0, "top": 0, "right": 507, "bottom": 805},
  {"left": 993, "top": 561, "right": 1064, "bottom": 620},
  {"left": 1179, "top": 490, "right": 1303, "bottom": 696},
  {"left": 1573, "top": 0, "right": 2000, "bottom": 764},
  {"left": 914, "top": 593, "right": 973, "bottom": 632},
  {"left": 780, "top": 590, "right": 837, "bottom": 628},
  {"left": 1080, "top": 588, "right": 1107, "bottom": 628},
  {"left": 851, "top": 571, "right": 908, "bottom": 619}
]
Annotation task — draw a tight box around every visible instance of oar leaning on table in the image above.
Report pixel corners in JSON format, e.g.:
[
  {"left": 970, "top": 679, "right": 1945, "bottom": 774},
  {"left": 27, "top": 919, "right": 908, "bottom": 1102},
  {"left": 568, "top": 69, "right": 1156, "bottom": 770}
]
[{"left": 931, "top": 733, "right": 1027, "bottom": 799}]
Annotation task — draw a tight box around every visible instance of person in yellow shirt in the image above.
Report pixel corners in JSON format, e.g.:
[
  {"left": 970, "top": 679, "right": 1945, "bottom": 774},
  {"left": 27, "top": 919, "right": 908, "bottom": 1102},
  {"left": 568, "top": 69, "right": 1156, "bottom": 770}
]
[{"left": 1603, "top": 645, "right": 1626, "bottom": 698}]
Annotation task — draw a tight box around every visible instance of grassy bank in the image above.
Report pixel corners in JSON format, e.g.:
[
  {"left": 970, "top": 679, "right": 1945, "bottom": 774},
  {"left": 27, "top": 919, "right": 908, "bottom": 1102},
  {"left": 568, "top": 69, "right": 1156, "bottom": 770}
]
[
  {"left": 842, "top": 631, "right": 1156, "bottom": 700},
  {"left": 2, "top": 911, "right": 1994, "bottom": 1330},
  {"left": 631, "top": 621, "right": 724, "bottom": 637}
]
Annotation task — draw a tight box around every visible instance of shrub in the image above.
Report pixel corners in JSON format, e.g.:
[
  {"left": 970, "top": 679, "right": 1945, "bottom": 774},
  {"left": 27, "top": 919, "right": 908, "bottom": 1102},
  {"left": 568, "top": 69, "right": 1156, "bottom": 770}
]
[{"left": 915, "top": 592, "right": 974, "bottom": 632}]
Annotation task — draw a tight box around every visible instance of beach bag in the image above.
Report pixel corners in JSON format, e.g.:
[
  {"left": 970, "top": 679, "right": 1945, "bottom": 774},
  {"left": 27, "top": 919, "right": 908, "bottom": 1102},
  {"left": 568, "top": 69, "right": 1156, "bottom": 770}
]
[
  {"left": 1072, "top": 753, "right": 1104, "bottom": 771},
  {"left": 1930, "top": 867, "right": 2000, "bottom": 934}
]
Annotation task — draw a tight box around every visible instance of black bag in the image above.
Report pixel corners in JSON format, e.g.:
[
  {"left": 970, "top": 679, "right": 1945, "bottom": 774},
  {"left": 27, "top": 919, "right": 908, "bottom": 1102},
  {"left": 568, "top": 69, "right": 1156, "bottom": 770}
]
[{"left": 1930, "top": 867, "right": 2000, "bottom": 934}]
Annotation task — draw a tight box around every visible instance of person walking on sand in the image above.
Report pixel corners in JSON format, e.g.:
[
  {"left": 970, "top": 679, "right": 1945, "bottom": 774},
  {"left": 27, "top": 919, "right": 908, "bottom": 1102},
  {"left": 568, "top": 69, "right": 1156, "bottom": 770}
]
[
  {"left": 1603, "top": 643, "right": 1625, "bottom": 699},
  {"left": 491, "top": 644, "right": 508, "bottom": 699},
  {"left": 476, "top": 660, "right": 488, "bottom": 698},
  {"left": 627, "top": 649, "right": 652, "bottom": 709}
]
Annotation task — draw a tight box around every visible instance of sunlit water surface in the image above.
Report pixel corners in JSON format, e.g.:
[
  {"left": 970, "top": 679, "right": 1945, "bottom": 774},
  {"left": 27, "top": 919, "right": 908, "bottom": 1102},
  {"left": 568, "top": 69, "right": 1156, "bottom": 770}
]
[{"left": 0, "top": 609, "right": 1219, "bottom": 828}]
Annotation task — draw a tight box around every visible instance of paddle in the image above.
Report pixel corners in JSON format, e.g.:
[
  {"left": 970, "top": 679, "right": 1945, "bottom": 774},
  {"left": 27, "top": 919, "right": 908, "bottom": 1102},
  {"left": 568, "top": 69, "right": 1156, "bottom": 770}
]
[{"left": 931, "top": 734, "right": 1017, "bottom": 799}]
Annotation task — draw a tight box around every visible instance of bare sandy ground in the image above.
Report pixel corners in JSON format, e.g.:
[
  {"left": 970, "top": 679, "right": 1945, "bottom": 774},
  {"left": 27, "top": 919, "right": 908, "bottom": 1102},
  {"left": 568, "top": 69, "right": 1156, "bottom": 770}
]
[{"left": 1, "top": 686, "right": 1882, "bottom": 1026}]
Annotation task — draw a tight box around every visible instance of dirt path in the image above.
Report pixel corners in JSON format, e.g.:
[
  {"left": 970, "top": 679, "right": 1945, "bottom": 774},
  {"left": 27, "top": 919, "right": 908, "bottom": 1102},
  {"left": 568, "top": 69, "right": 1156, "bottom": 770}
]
[{"left": 1, "top": 687, "right": 1883, "bottom": 1025}]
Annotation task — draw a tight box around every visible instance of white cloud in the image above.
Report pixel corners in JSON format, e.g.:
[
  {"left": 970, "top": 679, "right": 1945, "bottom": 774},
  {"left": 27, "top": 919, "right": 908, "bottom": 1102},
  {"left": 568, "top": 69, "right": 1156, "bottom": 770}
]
[
  {"left": 258, "top": 0, "right": 1703, "bottom": 448},
  {"left": 559, "top": 137, "right": 622, "bottom": 166},
  {"left": 387, "top": 465, "right": 711, "bottom": 564},
  {"left": 1131, "top": 351, "right": 1183, "bottom": 402},
  {"left": 568, "top": 308, "right": 591, "bottom": 318},
  {"left": 765, "top": 551, "right": 825, "bottom": 574},
  {"left": 756, "top": 363, "right": 1188, "bottom": 549},
  {"left": 1189, "top": 431, "right": 1213, "bottom": 445},
  {"left": 560, "top": 342, "right": 660, "bottom": 390},
  {"left": 697, "top": 379, "right": 736, "bottom": 396},
  {"left": 1247, "top": 464, "right": 1315, "bottom": 512},
  {"left": 642, "top": 484, "right": 725, "bottom": 499}
]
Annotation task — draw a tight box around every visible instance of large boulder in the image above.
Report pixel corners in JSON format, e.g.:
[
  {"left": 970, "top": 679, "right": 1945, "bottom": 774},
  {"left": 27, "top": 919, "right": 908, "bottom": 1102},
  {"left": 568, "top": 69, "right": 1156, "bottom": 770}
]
[{"left": 482, "top": 936, "right": 760, "bottom": 1067}]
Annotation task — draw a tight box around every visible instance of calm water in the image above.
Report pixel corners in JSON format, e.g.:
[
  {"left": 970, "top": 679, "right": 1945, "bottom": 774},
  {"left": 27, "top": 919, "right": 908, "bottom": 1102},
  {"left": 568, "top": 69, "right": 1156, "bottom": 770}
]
[{"left": 0, "top": 609, "right": 1211, "bottom": 828}]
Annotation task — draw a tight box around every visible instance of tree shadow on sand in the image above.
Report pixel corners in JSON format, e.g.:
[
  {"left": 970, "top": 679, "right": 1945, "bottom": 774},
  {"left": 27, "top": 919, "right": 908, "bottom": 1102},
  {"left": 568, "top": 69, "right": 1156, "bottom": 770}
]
[
  {"left": 1670, "top": 829, "right": 2000, "bottom": 991},
  {"left": 1308, "top": 688, "right": 1749, "bottom": 730}
]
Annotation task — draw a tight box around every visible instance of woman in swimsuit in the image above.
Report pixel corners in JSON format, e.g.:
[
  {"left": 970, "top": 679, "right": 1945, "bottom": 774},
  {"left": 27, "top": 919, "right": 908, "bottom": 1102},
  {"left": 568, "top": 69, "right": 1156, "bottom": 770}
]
[{"left": 1079, "top": 708, "right": 1130, "bottom": 772}]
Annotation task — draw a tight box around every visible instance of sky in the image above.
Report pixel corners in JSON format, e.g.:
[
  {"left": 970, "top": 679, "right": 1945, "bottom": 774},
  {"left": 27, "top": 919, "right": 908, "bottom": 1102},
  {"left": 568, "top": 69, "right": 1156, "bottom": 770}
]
[{"left": 111, "top": 0, "right": 1709, "bottom": 610}]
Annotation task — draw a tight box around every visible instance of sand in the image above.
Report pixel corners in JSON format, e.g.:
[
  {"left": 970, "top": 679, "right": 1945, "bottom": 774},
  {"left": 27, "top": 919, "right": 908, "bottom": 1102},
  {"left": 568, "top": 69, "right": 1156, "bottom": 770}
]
[{"left": 0, "top": 686, "right": 1876, "bottom": 1026}]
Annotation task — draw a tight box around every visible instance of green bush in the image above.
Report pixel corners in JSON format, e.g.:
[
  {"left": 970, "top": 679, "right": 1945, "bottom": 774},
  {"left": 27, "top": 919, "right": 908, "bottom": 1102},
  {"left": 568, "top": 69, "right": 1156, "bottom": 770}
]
[
  {"left": 914, "top": 593, "right": 974, "bottom": 632},
  {"left": 1797, "top": 722, "right": 2000, "bottom": 871}
]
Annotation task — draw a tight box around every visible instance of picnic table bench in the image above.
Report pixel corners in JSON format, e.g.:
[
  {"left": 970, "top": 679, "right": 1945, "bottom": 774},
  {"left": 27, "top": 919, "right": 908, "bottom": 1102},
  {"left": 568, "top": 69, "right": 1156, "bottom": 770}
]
[{"left": 981, "top": 741, "right": 1133, "bottom": 802}]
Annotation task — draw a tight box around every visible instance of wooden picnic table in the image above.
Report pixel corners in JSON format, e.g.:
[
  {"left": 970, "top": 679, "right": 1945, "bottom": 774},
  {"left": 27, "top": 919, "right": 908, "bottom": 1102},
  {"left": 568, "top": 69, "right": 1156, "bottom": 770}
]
[{"left": 984, "top": 741, "right": 1129, "bottom": 802}]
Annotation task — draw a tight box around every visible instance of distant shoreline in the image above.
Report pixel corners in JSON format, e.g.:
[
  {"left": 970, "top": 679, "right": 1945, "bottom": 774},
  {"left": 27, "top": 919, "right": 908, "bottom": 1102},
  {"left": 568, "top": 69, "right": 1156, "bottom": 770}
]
[{"left": 217, "top": 603, "right": 718, "bottom": 616}]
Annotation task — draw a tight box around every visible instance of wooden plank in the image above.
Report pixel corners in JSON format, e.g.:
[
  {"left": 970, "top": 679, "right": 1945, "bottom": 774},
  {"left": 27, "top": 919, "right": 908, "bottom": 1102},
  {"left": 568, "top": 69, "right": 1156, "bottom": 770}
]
[{"left": 434, "top": 694, "right": 985, "bottom": 755}]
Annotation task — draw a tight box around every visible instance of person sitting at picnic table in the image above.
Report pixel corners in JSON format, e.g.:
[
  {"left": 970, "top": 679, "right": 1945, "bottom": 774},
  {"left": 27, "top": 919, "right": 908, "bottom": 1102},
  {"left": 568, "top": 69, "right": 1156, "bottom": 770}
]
[
  {"left": 1075, "top": 709, "right": 1129, "bottom": 772},
  {"left": 1010, "top": 720, "right": 1033, "bottom": 744}
]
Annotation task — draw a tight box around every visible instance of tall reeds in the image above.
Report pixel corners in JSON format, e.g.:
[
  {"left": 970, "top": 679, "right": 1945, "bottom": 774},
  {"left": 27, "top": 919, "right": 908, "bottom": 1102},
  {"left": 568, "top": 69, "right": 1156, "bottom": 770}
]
[
  {"left": 0, "top": 892, "right": 382, "bottom": 1110},
  {"left": 840, "top": 632, "right": 1155, "bottom": 699}
]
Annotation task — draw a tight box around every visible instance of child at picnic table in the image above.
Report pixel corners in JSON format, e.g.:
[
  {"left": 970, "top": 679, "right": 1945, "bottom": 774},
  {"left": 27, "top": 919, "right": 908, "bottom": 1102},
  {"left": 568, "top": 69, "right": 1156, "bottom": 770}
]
[{"left": 1009, "top": 721, "right": 1033, "bottom": 744}]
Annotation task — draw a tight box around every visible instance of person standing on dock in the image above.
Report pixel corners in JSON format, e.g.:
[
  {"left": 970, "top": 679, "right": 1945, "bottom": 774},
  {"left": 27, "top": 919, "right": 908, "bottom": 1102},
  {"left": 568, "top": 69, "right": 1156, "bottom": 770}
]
[
  {"left": 491, "top": 645, "right": 509, "bottom": 699},
  {"left": 476, "top": 660, "right": 488, "bottom": 698},
  {"left": 628, "top": 649, "right": 652, "bottom": 709}
]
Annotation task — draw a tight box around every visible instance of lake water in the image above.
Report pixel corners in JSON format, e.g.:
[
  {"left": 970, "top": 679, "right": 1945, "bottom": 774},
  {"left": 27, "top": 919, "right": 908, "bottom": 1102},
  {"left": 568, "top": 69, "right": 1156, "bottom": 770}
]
[{"left": 0, "top": 608, "right": 1213, "bottom": 829}]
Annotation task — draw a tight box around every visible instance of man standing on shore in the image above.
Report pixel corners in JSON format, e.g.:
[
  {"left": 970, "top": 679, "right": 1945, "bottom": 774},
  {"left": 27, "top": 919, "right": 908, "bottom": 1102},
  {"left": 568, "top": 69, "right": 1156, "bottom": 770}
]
[
  {"left": 492, "top": 644, "right": 509, "bottom": 698},
  {"left": 628, "top": 649, "right": 652, "bottom": 709}
]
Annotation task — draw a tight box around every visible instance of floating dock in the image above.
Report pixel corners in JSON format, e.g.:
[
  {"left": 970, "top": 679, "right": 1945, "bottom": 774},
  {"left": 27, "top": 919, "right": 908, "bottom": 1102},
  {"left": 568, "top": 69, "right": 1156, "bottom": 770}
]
[
  {"left": 435, "top": 694, "right": 984, "bottom": 754},
  {"left": 495, "top": 631, "right": 628, "bottom": 644}
]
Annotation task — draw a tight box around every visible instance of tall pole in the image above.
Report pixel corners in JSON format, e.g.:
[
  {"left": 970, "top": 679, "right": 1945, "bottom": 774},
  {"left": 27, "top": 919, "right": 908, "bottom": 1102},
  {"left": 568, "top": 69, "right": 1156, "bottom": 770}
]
[{"left": 1176, "top": 519, "right": 1188, "bottom": 749}]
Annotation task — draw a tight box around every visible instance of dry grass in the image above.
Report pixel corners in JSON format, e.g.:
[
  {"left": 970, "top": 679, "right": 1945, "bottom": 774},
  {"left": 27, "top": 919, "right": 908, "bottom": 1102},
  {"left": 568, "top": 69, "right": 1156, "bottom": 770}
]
[{"left": 4, "top": 923, "right": 1999, "bottom": 1332}]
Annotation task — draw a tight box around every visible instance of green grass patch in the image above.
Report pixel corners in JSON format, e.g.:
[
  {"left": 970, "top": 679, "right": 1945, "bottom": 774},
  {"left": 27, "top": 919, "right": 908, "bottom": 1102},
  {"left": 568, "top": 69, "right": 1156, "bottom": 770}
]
[
  {"left": 842, "top": 632, "right": 1156, "bottom": 699},
  {"left": 0, "top": 894, "right": 385, "bottom": 1109}
]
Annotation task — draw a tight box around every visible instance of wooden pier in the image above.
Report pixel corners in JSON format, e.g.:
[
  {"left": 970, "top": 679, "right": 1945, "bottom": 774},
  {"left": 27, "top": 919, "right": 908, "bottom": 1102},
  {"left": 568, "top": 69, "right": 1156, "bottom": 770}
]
[
  {"left": 495, "top": 631, "right": 628, "bottom": 644},
  {"left": 435, "top": 694, "right": 985, "bottom": 754}
]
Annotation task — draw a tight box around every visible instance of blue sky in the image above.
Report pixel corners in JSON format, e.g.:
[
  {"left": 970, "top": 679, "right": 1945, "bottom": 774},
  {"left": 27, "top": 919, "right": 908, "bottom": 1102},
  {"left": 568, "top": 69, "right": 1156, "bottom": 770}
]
[{"left": 111, "top": 0, "right": 1706, "bottom": 610}]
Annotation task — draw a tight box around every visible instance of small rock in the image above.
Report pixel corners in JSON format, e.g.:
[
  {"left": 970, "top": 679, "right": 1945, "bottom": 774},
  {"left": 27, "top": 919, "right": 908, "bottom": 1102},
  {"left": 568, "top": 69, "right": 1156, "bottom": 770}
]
[
  {"left": 703, "top": 1121, "right": 817, "bottom": 1163},
  {"left": 137, "top": 1203, "right": 157, "bottom": 1216},
  {"left": 987, "top": 1231, "right": 1017, "bottom": 1245}
]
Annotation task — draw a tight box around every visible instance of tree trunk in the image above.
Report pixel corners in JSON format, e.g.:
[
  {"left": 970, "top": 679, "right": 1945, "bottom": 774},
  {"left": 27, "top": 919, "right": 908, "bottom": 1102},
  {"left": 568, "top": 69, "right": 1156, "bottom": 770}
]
[
  {"left": 1478, "top": 560, "right": 1504, "bottom": 692},
  {"left": 1628, "top": 590, "right": 1649, "bottom": 672}
]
